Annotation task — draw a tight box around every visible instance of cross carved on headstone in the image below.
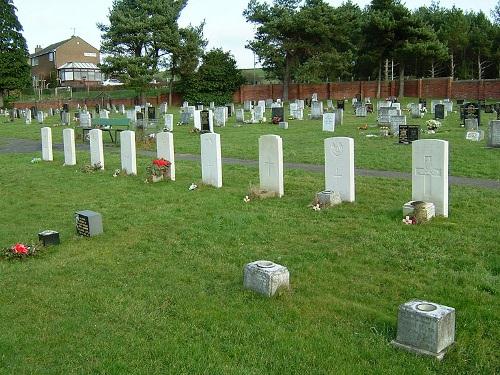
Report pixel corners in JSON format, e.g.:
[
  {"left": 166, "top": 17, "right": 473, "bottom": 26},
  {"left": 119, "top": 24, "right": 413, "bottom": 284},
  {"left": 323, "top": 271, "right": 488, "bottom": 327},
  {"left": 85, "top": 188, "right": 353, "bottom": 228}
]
[
  {"left": 263, "top": 159, "right": 275, "bottom": 177},
  {"left": 416, "top": 156, "right": 442, "bottom": 197}
]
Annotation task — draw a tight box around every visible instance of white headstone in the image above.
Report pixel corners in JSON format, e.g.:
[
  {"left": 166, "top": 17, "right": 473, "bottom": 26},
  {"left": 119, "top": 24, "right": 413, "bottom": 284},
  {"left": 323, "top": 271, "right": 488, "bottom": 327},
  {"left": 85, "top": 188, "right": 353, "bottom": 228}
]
[
  {"left": 25, "top": 109, "right": 32, "bottom": 124},
  {"left": 164, "top": 114, "right": 174, "bottom": 131},
  {"left": 324, "top": 137, "right": 355, "bottom": 202},
  {"left": 100, "top": 110, "right": 109, "bottom": 119},
  {"left": 258, "top": 100, "right": 266, "bottom": 109},
  {"left": 334, "top": 109, "right": 343, "bottom": 126},
  {"left": 488, "top": 120, "right": 500, "bottom": 147},
  {"left": 193, "top": 110, "right": 201, "bottom": 130},
  {"left": 120, "top": 131, "right": 137, "bottom": 175},
  {"left": 236, "top": 109, "right": 244, "bottom": 123},
  {"left": 355, "top": 106, "right": 367, "bottom": 117},
  {"left": 322, "top": 113, "right": 335, "bottom": 132},
  {"left": 37, "top": 111, "right": 44, "bottom": 124},
  {"left": 259, "top": 135, "right": 284, "bottom": 197},
  {"left": 63, "top": 128, "right": 76, "bottom": 165},
  {"left": 255, "top": 105, "right": 265, "bottom": 122},
  {"left": 214, "top": 107, "right": 226, "bottom": 127},
  {"left": 89, "top": 129, "right": 105, "bottom": 169},
  {"left": 311, "top": 101, "right": 323, "bottom": 119},
  {"left": 201, "top": 133, "right": 222, "bottom": 188},
  {"left": 390, "top": 115, "right": 407, "bottom": 135},
  {"left": 412, "top": 139, "right": 448, "bottom": 217},
  {"left": 41, "top": 127, "right": 53, "bottom": 161},
  {"left": 120, "top": 104, "right": 126, "bottom": 114},
  {"left": 243, "top": 260, "right": 290, "bottom": 297},
  {"left": 157, "top": 132, "right": 175, "bottom": 181}
]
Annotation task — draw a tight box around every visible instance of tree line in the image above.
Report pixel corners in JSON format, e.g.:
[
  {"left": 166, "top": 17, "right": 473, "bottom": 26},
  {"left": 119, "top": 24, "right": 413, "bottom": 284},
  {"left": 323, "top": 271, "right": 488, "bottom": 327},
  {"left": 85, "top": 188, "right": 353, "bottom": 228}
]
[{"left": 244, "top": 0, "right": 500, "bottom": 99}]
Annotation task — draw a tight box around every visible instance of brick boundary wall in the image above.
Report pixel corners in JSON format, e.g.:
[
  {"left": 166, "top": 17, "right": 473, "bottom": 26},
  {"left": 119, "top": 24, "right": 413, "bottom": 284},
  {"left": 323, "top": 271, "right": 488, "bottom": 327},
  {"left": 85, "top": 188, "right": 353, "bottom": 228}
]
[{"left": 13, "top": 78, "right": 500, "bottom": 109}]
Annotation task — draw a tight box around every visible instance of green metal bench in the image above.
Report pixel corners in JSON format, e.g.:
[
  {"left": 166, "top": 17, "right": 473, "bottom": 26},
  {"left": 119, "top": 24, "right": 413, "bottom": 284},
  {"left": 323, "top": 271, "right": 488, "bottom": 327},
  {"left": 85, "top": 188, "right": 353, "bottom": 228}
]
[{"left": 81, "top": 118, "right": 131, "bottom": 144}]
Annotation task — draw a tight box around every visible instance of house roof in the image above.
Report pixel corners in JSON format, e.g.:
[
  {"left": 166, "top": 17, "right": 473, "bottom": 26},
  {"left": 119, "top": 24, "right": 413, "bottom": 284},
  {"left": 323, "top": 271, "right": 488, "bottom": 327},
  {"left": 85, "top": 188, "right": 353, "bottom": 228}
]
[
  {"left": 30, "top": 38, "right": 72, "bottom": 58},
  {"left": 59, "top": 62, "right": 100, "bottom": 70}
]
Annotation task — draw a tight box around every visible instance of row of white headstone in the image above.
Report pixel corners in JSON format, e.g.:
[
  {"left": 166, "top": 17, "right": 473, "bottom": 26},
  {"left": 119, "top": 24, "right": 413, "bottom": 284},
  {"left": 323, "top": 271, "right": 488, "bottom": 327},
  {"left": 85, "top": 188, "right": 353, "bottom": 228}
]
[{"left": 41, "top": 127, "right": 448, "bottom": 215}]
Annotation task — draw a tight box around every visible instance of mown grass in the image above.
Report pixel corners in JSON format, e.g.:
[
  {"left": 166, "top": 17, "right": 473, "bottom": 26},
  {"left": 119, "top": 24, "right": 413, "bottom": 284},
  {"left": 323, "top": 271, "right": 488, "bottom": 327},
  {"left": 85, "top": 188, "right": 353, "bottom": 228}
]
[
  {"left": 1, "top": 98, "right": 498, "bottom": 180},
  {"left": 0, "top": 148, "right": 498, "bottom": 374}
]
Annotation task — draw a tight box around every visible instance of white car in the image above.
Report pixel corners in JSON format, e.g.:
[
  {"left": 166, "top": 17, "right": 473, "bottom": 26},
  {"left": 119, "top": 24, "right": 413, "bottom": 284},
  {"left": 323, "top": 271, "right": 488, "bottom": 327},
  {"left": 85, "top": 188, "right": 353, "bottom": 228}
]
[{"left": 102, "top": 79, "right": 124, "bottom": 86}]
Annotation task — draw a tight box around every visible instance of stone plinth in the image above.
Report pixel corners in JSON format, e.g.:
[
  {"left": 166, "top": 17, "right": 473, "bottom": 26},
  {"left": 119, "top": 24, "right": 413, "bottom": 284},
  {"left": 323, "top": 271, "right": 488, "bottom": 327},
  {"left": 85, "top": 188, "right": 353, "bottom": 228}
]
[{"left": 243, "top": 260, "right": 289, "bottom": 297}]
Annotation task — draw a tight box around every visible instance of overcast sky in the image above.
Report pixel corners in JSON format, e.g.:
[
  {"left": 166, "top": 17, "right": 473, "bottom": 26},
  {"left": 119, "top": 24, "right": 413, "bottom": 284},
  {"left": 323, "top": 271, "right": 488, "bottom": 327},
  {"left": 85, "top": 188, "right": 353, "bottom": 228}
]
[{"left": 14, "top": 0, "right": 497, "bottom": 69}]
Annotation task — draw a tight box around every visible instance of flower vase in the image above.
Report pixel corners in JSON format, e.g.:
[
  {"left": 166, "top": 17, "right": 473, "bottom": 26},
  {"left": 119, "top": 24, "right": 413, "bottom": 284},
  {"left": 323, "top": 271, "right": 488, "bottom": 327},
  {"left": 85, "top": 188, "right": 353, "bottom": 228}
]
[{"left": 151, "top": 175, "right": 164, "bottom": 183}]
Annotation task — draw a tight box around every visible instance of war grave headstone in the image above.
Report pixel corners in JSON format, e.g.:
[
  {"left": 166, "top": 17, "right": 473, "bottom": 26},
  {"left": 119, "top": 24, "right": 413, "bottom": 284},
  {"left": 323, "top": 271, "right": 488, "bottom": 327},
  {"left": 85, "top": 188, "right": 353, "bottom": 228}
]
[
  {"left": 200, "top": 133, "right": 222, "bottom": 188},
  {"left": 391, "top": 300, "right": 455, "bottom": 360},
  {"left": 488, "top": 120, "right": 500, "bottom": 148},
  {"left": 411, "top": 139, "right": 449, "bottom": 217},
  {"left": 243, "top": 260, "right": 290, "bottom": 297},
  {"left": 322, "top": 113, "right": 335, "bottom": 132},
  {"left": 90, "top": 129, "right": 105, "bottom": 169},
  {"left": 120, "top": 131, "right": 137, "bottom": 175},
  {"left": 390, "top": 115, "right": 407, "bottom": 136},
  {"left": 41, "top": 127, "right": 53, "bottom": 161},
  {"left": 434, "top": 104, "right": 445, "bottom": 120},
  {"left": 399, "top": 125, "right": 420, "bottom": 144},
  {"left": 164, "top": 114, "right": 174, "bottom": 131},
  {"left": 193, "top": 110, "right": 202, "bottom": 130},
  {"left": 324, "top": 137, "right": 355, "bottom": 203},
  {"left": 25, "top": 109, "right": 32, "bottom": 124},
  {"left": 157, "top": 132, "right": 175, "bottom": 180},
  {"left": 63, "top": 128, "right": 76, "bottom": 166},
  {"left": 259, "top": 135, "right": 284, "bottom": 197},
  {"left": 75, "top": 210, "right": 103, "bottom": 237},
  {"left": 271, "top": 107, "right": 284, "bottom": 124},
  {"left": 334, "top": 109, "right": 343, "bottom": 126}
]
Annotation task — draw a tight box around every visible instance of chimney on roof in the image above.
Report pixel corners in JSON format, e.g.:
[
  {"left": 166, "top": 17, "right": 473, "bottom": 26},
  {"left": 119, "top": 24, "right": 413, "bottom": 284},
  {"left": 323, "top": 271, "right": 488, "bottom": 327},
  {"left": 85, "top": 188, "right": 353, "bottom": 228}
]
[{"left": 35, "top": 45, "right": 42, "bottom": 53}]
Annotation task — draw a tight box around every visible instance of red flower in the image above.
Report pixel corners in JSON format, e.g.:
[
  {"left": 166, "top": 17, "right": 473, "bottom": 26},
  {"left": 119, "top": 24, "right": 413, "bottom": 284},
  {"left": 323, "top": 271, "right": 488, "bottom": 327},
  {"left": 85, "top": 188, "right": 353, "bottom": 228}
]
[
  {"left": 11, "top": 243, "right": 29, "bottom": 255},
  {"left": 153, "top": 159, "right": 171, "bottom": 167}
]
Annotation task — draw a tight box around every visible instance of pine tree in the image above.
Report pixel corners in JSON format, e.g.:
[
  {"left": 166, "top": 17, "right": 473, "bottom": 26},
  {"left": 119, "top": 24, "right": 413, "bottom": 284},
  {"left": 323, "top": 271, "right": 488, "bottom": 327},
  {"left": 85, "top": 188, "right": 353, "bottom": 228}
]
[{"left": 0, "top": 0, "right": 31, "bottom": 108}]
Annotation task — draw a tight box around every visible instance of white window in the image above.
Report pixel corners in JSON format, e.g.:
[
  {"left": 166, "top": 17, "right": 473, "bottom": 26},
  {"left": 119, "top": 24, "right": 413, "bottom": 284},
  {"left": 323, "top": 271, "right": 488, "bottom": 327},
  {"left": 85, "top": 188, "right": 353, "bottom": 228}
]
[
  {"left": 48, "top": 52, "right": 54, "bottom": 62},
  {"left": 84, "top": 52, "right": 97, "bottom": 57},
  {"left": 31, "top": 58, "right": 39, "bottom": 66},
  {"left": 65, "top": 71, "right": 73, "bottom": 81}
]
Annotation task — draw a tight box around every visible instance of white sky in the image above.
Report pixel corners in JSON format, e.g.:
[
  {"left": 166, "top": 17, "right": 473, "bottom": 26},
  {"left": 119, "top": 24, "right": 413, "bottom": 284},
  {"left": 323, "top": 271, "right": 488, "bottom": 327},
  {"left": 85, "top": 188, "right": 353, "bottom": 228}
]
[{"left": 14, "top": 0, "right": 497, "bottom": 69}]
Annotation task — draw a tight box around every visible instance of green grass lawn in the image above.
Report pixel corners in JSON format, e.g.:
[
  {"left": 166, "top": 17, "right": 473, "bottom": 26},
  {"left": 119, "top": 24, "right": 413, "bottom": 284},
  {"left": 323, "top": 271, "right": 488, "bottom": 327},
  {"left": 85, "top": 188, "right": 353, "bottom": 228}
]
[
  {"left": 0, "top": 145, "right": 499, "bottom": 373},
  {"left": 2, "top": 98, "right": 498, "bottom": 180}
]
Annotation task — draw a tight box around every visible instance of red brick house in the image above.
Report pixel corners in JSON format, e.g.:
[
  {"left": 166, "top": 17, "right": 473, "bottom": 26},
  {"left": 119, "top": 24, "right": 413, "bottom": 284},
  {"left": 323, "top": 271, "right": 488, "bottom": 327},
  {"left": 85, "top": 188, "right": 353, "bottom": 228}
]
[{"left": 30, "top": 36, "right": 102, "bottom": 88}]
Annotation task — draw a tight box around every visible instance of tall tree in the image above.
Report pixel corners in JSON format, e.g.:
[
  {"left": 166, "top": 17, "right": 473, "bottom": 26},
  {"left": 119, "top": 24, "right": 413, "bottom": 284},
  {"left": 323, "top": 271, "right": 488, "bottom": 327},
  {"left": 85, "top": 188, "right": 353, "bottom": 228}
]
[
  {"left": 0, "top": 0, "right": 31, "bottom": 108},
  {"left": 98, "top": 0, "right": 204, "bottom": 104},
  {"left": 178, "top": 48, "right": 245, "bottom": 104},
  {"left": 243, "top": 0, "right": 302, "bottom": 100},
  {"left": 493, "top": 0, "right": 500, "bottom": 24}
]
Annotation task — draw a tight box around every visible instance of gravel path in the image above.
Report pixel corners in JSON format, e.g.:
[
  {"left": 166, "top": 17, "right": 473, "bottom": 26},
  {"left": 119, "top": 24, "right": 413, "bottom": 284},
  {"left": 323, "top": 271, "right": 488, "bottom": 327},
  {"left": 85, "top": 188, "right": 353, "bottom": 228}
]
[{"left": 1, "top": 138, "right": 498, "bottom": 189}]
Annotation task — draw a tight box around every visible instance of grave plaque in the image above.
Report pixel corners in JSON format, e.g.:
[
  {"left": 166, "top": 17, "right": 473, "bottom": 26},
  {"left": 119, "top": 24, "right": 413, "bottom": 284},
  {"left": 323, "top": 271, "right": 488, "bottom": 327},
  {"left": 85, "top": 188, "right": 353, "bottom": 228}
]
[
  {"left": 75, "top": 210, "right": 103, "bottom": 237},
  {"left": 180, "top": 111, "right": 190, "bottom": 124},
  {"left": 200, "top": 110, "right": 211, "bottom": 133},
  {"left": 484, "top": 104, "right": 494, "bottom": 113},
  {"left": 435, "top": 104, "right": 445, "bottom": 120},
  {"left": 38, "top": 230, "right": 60, "bottom": 246},
  {"left": 271, "top": 107, "right": 284, "bottom": 123},
  {"left": 465, "top": 130, "right": 484, "bottom": 141},
  {"left": 399, "top": 125, "right": 420, "bottom": 144},
  {"left": 456, "top": 99, "right": 464, "bottom": 105},
  {"left": 463, "top": 103, "right": 480, "bottom": 125},
  {"left": 419, "top": 98, "right": 427, "bottom": 109},
  {"left": 337, "top": 100, "right": 345, "bottom": 110}
]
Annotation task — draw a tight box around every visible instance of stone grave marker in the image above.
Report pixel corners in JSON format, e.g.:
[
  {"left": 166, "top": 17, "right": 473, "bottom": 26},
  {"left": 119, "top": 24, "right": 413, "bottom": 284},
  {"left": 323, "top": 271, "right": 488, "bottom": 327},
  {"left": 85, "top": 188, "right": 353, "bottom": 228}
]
[
  {"left": 37, "top": 111, "right": 44, "bottom": 124},
  {"left": 378, "top": 107, "right": 391, "bottom": 125},
  {"left": 201, "top": 133, "right": 222, "bottom": 188},
  {"left": 311, "top": 101, "right": 323, "bottom": 119},
  {"left": 443, "top": 100, "right": 453, "bottom": 113},
  {"left": 399, "top": 125, "right": 420, "bottom": 144},
  {"left": 465, "top": 118, "right": 478, "bottom": 131},
  {"left": 180, "top": 111, "right": 190, "bottom": 125},
  {"left": 75, "top": 210, "right": 103, "bottom": 237},
  {"left": 244, "top": 100, "right": 252, "bottom": 111},
  {"left": 258, "top": 100, "right": 266, "bottom": 109},
  {"left": 265, "top": 99, "right": 273, "bottom": 109},
  {"left": 327, "top": 100, "right": 333, "bottom": 109},
  {"left": 488, "top": 120, "right": 500, "bottom": 147},
  {"left": 100, "top": 109, "right": 109, "bottom": 119},
  {"left": 390, "top": 115, "right": 407, "bottom": 136},
  {"left": 259, "top": 135, "right": 284, "bottom": 197},
  {"left": 465, "top": 130, "right": 484, "bottom": 141},
  {"left": 90, "top": 129, "right": 105, "bottom": 169},
  {"left": 160, "top": 103, "right": 168, "bottom": 115},
  {"left": 236, "top": 109, "right": 244, "bottom": 123},
  {"left": 434, "top": 104, "right": 446, "bottom": 120},
  {"left": 279, "top": 122, "right": 288, "bottom": 129},
  {"left": 164, "top": 114, "right": 174, "bottom": 131},
  {"left": 322, "top": 113, "right": 335, "bottom": 132},
  {"left": 147, "top": 106, "right": 156, "bottom": 120},
  {"left": 271, "top": 107, "right": 284, "bottom": 123},
  {"left": 214, "top": 107, "right": 226, "bottom": 127},
  {"left": 411, "top": 103, "right": 422, "bottom": 119},
  {"left": 355, "top": 106, "right": 367, "bottom": 117},
  {"left": 412, "top": 139, "right": 449, "bottom": 217},
  {"left": 63, "top": 128, "right": 76, "bottom": 166},
  {"left": 120, "top": 131, "right": 137, "bottom": 175},
  {"left": 120, "top": 104, "right": 126, "bottom": 114},
  {"left": 430, "top": 100, "right": 442, "bottom": 114},
  {"left": 484, "top": 104, "right": 494, "bottom": 113},
  {"left": 297, "top": 99, "right": 305, "bottom": 110},
  {"left": 254, "top": 105, "right": 265, "bottom": 122},
  {"left": 80, "top": 112, "right": 91, "bottom": 127},
  {"left": 324, "top": 137, "right": 355, "bottom": 202},
  {"left": 200, "top": 110, "right": 213, "bottom": 133},
  {"left": 289, "top": 103, "right": 298, "bottom": 119},
  {"left": 391, "top": 300, "right": 455, "bottom": 360},
  {"left": 337, "top": 100, "right": 345, "bottom": 110},
  {"left": 334, "top": 109, "right": 343, "bottom": 126},
  {"left": 243, "top": 260, "right": 289, "bottom": 297},
  {"left": 156, "top": 132, "right": 175, "bottom": 180},
  {"left": 41, "top": 127, "right": 53, "bottom": 161},
  {"left": 463, "top": 103, "right": 480, "bottom": 125},
  {"left": 25, "top": 109, "right": 32, "bottom": 124},
  {"left": 193, "top": 110, "right": 201, "bottom": 130}
]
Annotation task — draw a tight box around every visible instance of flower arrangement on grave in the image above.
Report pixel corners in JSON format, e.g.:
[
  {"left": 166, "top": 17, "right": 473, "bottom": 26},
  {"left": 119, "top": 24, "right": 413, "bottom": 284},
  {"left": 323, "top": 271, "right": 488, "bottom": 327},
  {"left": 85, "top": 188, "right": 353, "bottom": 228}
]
[
  {"left": 2, "top": 242, "right": 41, "bottom": 260},
  {"left": 272, "top": 116, "right": 281, "bottom": 124},
  {"left": 146, "top": 158, "right": 171, "bottom": 182},
  {"left": 426, "top": 119, "right": 441, "bottom": 133},
  {"left": 358, "top": 124, "right": 368, "bottom": 130},
  {"left": 379, "top": 126, "right": 390, "bottom": 136}
]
